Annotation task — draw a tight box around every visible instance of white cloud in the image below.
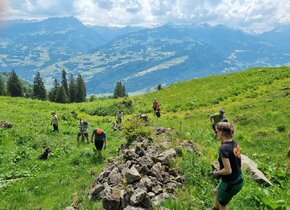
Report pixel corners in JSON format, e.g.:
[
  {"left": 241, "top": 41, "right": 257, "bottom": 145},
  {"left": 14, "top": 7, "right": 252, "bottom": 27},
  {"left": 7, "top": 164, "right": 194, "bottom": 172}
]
[{"left": 5, "top": 0, "right": 290, "bottom": 32}]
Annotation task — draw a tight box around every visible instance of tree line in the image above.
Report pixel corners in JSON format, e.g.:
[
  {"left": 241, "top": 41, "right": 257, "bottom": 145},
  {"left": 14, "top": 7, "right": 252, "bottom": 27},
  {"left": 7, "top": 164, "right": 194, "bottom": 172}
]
[{"left": 0, "top": 69, "right": 87, "bottom": 103}]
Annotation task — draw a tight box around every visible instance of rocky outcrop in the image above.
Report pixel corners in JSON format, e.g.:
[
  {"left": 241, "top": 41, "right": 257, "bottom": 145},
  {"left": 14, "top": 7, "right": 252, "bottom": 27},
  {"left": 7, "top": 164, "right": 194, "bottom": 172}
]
[
  {"left": 241, "top": 154, "right": 272, "bottom": 186},
  {"left": 88, "top": 137, "right": 185, "bottom": 210}
]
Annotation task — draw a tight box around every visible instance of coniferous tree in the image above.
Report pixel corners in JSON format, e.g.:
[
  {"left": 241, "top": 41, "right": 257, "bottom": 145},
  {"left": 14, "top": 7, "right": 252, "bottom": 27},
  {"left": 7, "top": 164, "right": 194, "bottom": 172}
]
[
  {"left": 0, "top": 74, "right": 5, "bottom": 96},
  {"left": 56, "top": 86, "right": 68, "bottom": 103},
  {"left": 61, "top": 69, "right": 69, "bottom": 96},
  {"left": 113, "top": 81, "right": 127, "bottom": 98},
  {"left": 7, "top": 70, "right": 23, "bottom": 97},
  {"left": 48, "top": 79, "right": 59, "bottom": 102},
  {"left": 68, "top": 74, "right": 76, "bottom": 102},
  {"left": 33, "top": 72, "right": 47, "bottom": 100},
  {"left": 75, "top": 74, "right": 86, "bottom": 102}
]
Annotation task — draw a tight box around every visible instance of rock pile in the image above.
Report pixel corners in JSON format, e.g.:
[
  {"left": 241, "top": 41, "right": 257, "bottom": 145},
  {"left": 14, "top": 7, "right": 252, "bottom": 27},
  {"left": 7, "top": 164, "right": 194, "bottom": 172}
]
[
  {"left": 88, "top": 137, "right": 185, "bottom": 210},
  {"left": 0, "top": 121, "right": 13, "bottom": 128}
]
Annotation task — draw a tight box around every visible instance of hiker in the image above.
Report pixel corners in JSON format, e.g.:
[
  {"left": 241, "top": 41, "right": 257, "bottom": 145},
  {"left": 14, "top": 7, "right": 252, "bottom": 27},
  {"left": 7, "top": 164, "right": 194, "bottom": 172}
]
[
  {"left": 210, "top": 110, "right": 225, "bottom": 134},
  {"left": 212, "top": 122, "right": 243, "bottom": 210},
  {"left": 51, "top": 111, "right": 59, "bottom": 132},
  {"left": 91, "top": 128, "right": 107, "bottom": 156},
  {"left": 155, "top": 105, "right": 161, "bottom": 118},
  {"left": 152, "top": 98, "right": 159, "bottom": 112},
  {"left": 77, "top": 120, "right": 89, "bottom": 143},
  {"left": 116, "top": 111, "right": 123, "bottom": 124}
]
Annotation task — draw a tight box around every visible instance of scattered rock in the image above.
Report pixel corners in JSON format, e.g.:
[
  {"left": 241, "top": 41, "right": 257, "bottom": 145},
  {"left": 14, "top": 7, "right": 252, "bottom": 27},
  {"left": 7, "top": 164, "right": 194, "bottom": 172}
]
[{"left": 0, "top": 121, "right": 13, "bottom": 128}]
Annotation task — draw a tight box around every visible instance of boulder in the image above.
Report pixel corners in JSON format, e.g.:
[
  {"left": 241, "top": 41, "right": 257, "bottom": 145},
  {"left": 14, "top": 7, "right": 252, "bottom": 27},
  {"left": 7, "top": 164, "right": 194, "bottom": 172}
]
[
  {"left": 108, "top": 167, "right": 123, "bottom": 186},
  {"left": 155, "top": 149, "right": 176, "bottom": 165},
  {"left": 241, "top": 154, "right": 272, "bottom": 186},
  {"left": 139, "top": 156, "right": 155, "bottom": 169},
  {"left": 125, "top": 166, "right": 142, "bottom": 184},
  {"left": 151, "top": 193, "right": 170, "bottom": 205},
  {"left": 130, "top": 187, "right": 152, "bottom": 209},
  {"left": 103, "top": 192, "right": 121, "bottom": 210}
]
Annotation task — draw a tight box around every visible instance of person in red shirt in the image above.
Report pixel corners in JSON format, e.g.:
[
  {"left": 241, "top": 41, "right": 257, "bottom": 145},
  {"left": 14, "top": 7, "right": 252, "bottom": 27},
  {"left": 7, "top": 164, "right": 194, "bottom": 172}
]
[{"left": 152, "top": 98, "right": 159, "bottom": 112}]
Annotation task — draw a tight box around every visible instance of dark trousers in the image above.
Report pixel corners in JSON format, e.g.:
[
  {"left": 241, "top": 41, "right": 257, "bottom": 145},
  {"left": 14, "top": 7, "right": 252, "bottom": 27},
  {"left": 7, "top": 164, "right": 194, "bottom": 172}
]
[{"left": 53, "top": 124, "right": 59, "bottom": 132}]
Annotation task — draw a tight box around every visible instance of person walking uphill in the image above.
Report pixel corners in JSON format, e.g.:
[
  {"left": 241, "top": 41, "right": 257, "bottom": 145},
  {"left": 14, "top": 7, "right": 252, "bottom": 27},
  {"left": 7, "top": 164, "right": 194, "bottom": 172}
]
[
  {"left": 91, "top": 128, "right": 107, "bottom": 157},
  {"left": 212, "top": 122, "right": 243, "bottom": 210},
  {"left": 51, "top": 111, "right": 59, "bottom": 132},
  {"left": 77, "top": 120, "right": 89, "bottom": 143},
  {"left": 152, "top": 98, "right": 159, "bottom": 112},
  {"left": 210, "top": 110, "right": 225, "bottom": 134}
]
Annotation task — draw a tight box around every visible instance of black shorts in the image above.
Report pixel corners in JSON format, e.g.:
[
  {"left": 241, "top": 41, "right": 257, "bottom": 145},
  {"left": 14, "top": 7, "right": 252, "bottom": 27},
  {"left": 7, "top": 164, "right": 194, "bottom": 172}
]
[
  {"left": 94, "top": 141, "right": 104, "bottom": 150},
  {"left": 78, "top": 133, "right": 88, "bottom": 137}
]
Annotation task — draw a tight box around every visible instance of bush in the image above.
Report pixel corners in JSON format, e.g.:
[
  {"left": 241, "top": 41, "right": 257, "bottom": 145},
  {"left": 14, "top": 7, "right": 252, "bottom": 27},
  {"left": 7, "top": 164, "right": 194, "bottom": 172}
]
[{"left": 122, "top": 117, "right": 151, "bottom": 145}]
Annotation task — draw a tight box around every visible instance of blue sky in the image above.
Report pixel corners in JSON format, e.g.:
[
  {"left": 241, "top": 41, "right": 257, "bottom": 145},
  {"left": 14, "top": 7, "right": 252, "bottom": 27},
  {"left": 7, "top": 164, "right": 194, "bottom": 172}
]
[{"left": 3, "top": 0, "right": 290, "bottom": 32}]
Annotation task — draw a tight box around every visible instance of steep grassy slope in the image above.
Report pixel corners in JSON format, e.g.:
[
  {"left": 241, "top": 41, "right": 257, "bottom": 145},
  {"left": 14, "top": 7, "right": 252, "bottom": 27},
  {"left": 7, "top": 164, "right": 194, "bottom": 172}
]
[{"left": 0, "top": 66, "right": 289, "bottom": 209}]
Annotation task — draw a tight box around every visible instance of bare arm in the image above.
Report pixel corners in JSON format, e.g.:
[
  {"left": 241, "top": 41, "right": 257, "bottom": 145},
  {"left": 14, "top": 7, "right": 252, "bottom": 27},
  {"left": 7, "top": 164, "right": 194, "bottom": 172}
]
[{"left": 214, "top": 157, "right": 232, "bottom": 176}]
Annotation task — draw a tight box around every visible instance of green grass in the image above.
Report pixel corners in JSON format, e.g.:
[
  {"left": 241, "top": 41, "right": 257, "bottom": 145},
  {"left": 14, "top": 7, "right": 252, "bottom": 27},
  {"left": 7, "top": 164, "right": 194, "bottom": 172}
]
[{"left": 0, "top": 66, "right": 289, "bottom": 209}]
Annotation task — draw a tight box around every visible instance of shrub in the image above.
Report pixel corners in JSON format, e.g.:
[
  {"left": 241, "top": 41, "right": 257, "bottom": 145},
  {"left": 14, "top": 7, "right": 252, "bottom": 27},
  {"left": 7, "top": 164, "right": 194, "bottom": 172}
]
[
  {"left": 122, "top": 117, "right": 151, "bottom": 145},
  {"left": 277, "top": 125, "right": 286, "bottom": 133}
]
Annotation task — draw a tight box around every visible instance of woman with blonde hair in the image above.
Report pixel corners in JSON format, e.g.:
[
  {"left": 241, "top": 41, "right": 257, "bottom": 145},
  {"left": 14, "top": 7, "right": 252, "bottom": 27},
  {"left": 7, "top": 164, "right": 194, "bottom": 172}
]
[{"left": 212, "top": 122, "right": 243, "bottom": 210}]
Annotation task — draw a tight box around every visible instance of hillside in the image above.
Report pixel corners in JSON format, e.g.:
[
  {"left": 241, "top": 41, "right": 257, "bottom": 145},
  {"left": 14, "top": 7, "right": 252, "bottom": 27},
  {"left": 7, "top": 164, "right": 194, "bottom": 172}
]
[{"left": 0, "top": 67, "right": 289, "bottom": 209}]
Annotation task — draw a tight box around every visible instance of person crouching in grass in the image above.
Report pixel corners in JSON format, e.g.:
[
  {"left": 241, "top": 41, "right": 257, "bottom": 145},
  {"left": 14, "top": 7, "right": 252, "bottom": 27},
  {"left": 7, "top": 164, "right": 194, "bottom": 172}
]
[{"left": 212, "top": 122, "right": 243, "bottom": 210}]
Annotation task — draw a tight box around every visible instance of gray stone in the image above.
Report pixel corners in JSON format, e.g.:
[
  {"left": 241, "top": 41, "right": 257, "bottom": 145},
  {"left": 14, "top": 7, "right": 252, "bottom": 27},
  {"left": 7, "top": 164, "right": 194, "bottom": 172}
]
[
  {"left": 0, "top": 121, "right": 13, "bottom": 128},
  {"left": 151, "top": 163, "right": 164, "bottom": 182},
  {"left": 241, "top": 154, "right": 272, "bottom": 186},
  {"left": 155, "top": 149, "right": 176, "bottom": 165},
  {"left": 125, "top": 166, "right": 142, "bottom": 184},
  {"left": 138, "top": 176, "right": 153, "bottom": 191},
  {"left": 108, "top": 167, "right": 123, "bottom": 186},
  {"left": 135, "top": 146, "right": 145, "bottom": 156},
  {"left": 139, "top": 156, "right": 155, "bottom": 169},
  {"left": 152, "top": 185, "right": 163, "bottom": 195},
  {"left": 130, "top": 188, "right": 152, "bottom": 209},
  {"left": 88, "top": 184, "right": 105, "bottom": 200},
  {"left": 166, "top": 182, "right": 177, "bottom": 193},
  {"left": 130, "top": 187, "right": 147, "bottom": 205},
  {"left": 103, "top": 193, "right": 121, "bottom": 210},
  {"left": 152, "top": 193, "right": 170, "bottom": 205},
  {"left": 123, "top": 149, "right": 138, "bottom": 160},
  {"left": 175, "top": 175, "right": 185, "bottom": 184}
]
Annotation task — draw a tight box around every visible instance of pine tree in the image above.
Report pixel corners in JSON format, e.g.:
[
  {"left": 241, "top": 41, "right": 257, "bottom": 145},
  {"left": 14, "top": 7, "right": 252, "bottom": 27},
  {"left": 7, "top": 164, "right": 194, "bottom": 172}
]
[
  {"left": 33, "top": 72, "right": 47, "bottom": 100},
  {"left": 61, "top": 69, "right": 69, "bottom": 96},
  {"left": 56, "top": 86, "right": 68, "bottom": 103},
  {"left": 48, "top": 79, "right": 59, "bottom": 102},
  {"left": 7, "top": 70, "right": 23, "bottom": 97},
  {"left": 75, "top": 74, "right": 86, "bottom": 102},
  {"left": 113, "top": 81, "right": 127, "bottom": 98},
  {"left": 68, "top": 74, "right": 76, "bottom": 103},
  {"left": 0, "top": 74, "right": 5, "bottom": 96}
]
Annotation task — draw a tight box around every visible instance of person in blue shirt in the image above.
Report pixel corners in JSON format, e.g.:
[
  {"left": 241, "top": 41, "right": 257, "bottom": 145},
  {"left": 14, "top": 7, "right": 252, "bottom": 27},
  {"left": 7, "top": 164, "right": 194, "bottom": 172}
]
[{"left": 91, "top": 128, "right": 107, "bottom": 156}]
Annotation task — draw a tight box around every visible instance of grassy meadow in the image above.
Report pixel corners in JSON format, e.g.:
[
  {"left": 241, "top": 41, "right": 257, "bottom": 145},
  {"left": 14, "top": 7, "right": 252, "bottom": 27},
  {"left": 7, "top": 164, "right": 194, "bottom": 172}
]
[{"left": 0, "top": 66, "right": 289, "bottom": 210}]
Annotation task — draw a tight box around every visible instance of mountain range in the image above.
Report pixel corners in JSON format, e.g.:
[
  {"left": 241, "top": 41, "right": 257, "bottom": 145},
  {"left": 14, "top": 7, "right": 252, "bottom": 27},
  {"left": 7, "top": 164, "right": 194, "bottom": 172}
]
[{"left": 0, "top": 16, "right": 289, "bottom": 94}]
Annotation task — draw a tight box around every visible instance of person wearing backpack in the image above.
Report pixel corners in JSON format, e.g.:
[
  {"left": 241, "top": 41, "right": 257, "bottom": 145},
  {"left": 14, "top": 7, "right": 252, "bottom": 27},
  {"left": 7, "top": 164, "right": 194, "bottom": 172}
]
[
  {"left": 77, "top": 120, "right": 89, "bottom": 143},
  {"left": 91, "top": 128, "right": 107, "bottom": 156},
  {"left": 152, "top": 98, "right": 159, "bottom": 112},
  {"left": 212, "top": 122, "right": 243, "bottom": 210}
]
